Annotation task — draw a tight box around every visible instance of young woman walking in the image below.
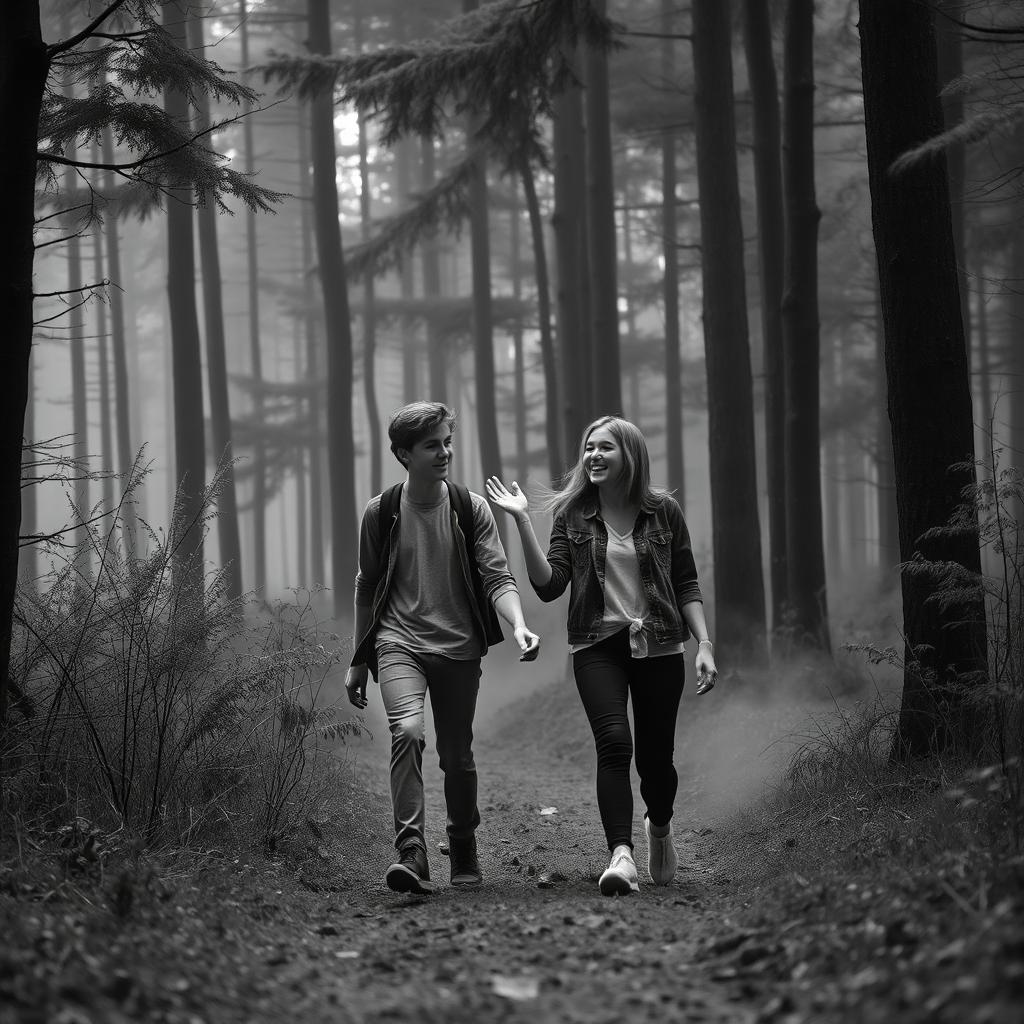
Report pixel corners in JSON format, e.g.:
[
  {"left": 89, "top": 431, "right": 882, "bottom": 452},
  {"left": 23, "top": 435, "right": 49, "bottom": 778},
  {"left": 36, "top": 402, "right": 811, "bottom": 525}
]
[{"left": 486, "top": 416, "right": 717, "bottom": 895}]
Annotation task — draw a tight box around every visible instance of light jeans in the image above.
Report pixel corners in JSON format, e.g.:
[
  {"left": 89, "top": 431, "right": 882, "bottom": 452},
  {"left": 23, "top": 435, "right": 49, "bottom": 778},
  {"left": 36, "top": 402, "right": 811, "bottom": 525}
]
[{"left": 376, "top": 643, "right": 482, "bottom": 853}]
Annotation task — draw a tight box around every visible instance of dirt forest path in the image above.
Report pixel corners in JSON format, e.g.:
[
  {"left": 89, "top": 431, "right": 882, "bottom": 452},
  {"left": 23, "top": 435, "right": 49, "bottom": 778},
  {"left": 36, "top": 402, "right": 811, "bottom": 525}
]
[
  {"left": 4, "top": 674, "right": 794, "bottom": 1024},
  {"left": 221, "top": 677, "right": 771, "bottom": 1024}
]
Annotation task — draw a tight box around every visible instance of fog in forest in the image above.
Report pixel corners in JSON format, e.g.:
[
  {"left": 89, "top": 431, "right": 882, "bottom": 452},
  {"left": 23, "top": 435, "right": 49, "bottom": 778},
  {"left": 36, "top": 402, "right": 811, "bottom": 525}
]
[{"left": 19, "top": 0, "right": 1021, "bottom": 744}]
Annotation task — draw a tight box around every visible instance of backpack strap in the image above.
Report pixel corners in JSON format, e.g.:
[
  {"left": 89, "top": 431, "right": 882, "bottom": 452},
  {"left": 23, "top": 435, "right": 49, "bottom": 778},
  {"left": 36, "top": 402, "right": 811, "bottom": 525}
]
[
  {"left": 378, "top": 482, "right": 404, "bottom": 538},
  {"left": 446, "top": 482, "right": 476, "bottom": 572}
]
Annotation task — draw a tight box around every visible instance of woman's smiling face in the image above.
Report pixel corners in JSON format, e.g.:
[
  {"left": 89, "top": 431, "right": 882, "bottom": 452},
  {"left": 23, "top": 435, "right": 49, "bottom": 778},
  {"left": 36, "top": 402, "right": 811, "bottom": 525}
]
[{"left": 583, "top": 425, "right": 623, "bottom": 488}]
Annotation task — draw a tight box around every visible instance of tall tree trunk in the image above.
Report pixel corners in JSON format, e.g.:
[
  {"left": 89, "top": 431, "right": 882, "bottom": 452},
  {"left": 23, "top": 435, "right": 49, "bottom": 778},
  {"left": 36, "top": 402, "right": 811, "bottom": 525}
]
[
  {"left": 662, "top": 0, "right": 685, "bottom": 505},
  {"left": 294, "top": 313, "right": 308, "bottom": 586},
  {"left": 510, "top": 196, "right": 528, "bottom": 484},
  {"left": 421, "top": 136, "right": 447, "bottom": 403},
  {"left": 874, "top": 280, "right": 898, "bottom": 569},
  {"left": 463, "top": 0, "right": 502, "bottom": 490},
  {"left": 102, "top": 121, "right": 137, "bottom": 553},
  {"left": 297, "top": 104, "right": 324, "bottom": 583},
  {"left": 93, "top": 202, "right": 115, "bottom": 514},
  {"left": 621, "top": 190, "right": 639, "bottom": 426},
  {"left": 64, "top": 140, "right": 89, "bottom": 523},
  {"left": 1008, "top": 229, "right": 1024, "bottom": 486},
  {"left": 189, "top": 14, "right": 243, "bottom": 600},
  {"left": 22, "top": 370, "right": 38, "bottom": 589},
  {"left": 163, "top": 0, "right": 206, "bottom": 597},
  {"left": 859, "top": 0, "right": 987, "bottom": 758},
  {"left": 691, "top": 0, "right": 768, "bottom": 664},
  {"left": 935, "top": 1, "right": 969, "bottom": 351},
  {"left": 395, "top": 136, "right": 419, "bottom": 403},
  {"left": 742, "top": 0, "right": 787, "bottom": 633},
  {"left": 0, "top": 1, "right": 43, "bottom": 731},
  {"left": 240, "top": 0, "right": 266, "bottom": 594},
  {"left": 357, "top": 106, "right": 382, "bottom": 496},
  {"left": 308, "top": 0, "right": 358, "bottom": 619},
  {"left": 518, "top": 154, "right": 564, "bottom": 483},
  {"left": 553, "top": 65, "right": 589, "bottom": 458},
  {"left": 974, "top": 254, "right": 993, "bottom": 444},
  {"left": 781, "top": 0, "right": 830, "bottom": 652},
  {"left": 582, "top": 0, "right": 621, "bottom": 416}
]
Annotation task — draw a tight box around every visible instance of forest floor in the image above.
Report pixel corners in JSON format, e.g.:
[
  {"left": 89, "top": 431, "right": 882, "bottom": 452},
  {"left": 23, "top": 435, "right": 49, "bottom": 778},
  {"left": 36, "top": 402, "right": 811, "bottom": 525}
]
[{"left": 1, "top": 666, "right": 1021, "bottom": 1024}]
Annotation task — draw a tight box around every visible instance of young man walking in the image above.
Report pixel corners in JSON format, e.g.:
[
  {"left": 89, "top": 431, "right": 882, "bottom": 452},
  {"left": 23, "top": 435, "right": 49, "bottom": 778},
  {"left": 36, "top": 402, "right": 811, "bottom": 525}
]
[{"left": 345, "top": 402, "right": 540, "bottom": 894}]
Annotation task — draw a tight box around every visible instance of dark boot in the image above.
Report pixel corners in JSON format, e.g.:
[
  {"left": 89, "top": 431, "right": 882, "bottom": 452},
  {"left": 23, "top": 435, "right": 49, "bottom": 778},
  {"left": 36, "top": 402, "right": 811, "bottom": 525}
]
[
  {"left": 449, "top": 834, "right": 482, "bottom": 887},
  {"left": 385, "top": 844, "right": 433, "bottom": 894}
]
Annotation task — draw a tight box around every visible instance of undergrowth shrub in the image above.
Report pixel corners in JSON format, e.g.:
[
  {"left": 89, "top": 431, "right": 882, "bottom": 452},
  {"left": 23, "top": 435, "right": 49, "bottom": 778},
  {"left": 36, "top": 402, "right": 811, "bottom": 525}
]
[
  {"left": 739, "top": 454, "right": 1024, "bottom": 891},
  {"left": 2, "top": 474, "right": 361, "bottom": 853}
]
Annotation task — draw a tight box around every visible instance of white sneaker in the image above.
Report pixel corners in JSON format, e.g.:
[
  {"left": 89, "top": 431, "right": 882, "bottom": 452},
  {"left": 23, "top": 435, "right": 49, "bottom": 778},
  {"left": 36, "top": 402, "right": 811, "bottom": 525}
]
[
  {"left": 644, "top": 816, "right": 678, "bottom": 886},
  {"left": 599, "top": 845, "right": 640, "bottom": 896}
]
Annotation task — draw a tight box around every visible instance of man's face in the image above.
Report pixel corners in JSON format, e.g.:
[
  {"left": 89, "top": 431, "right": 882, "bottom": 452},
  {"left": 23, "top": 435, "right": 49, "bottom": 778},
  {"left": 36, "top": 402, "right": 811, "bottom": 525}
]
[{"left": 400, "top": 423, "right": 453, "bottom": 483}]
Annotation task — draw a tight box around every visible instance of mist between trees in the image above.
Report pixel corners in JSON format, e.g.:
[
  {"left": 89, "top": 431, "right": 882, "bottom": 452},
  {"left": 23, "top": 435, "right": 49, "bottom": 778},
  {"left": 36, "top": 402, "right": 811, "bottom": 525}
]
[{"left": 3, "top": 0, "right": 1023, "bottom": 764}]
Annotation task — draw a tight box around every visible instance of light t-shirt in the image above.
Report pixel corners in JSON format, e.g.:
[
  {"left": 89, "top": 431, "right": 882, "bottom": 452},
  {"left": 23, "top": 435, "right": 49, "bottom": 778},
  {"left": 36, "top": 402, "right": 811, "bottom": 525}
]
[
  {"left": 570, "top": 522, "right": 685, "bottom": 659},
  {"left": 375, "top": 488, "right": 480, "bottom": 659}
]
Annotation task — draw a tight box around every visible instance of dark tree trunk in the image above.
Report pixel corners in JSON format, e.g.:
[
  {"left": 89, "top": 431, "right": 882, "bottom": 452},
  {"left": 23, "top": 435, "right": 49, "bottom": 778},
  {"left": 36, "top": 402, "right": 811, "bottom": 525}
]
[
  {"left": 22, "top": 371, "right": 38, "bottom": 589},
  {"left": 582, "top": 0, "right": 621, "bottom": 417},
  {"left": 64, "top": 166, "right": 89, "bottom": 522},
  {"left": 294, "top": 314, "right": 308, "bottom": 586},
  {"left": 935, "top": 1, "right": 969, "bottom": 351},
  {"left": 874, "top": 282, "right": 898, "bottom": 568},
  {"left": 509, "top": 197, "right": 528, "bottom": 484},
  {"left": 394, "top": 136, "right": 419, "bottom": 403},
  {"left": 553, "top": 66, "right": 589, "bottom": 458},
  {"left": 466, "top": 153, "right": 503, "bottom": 487},
  {"left": 518, "top": 154, "right": 563, "bottom": 483},
  {"left": 621, "top": 192, "right": 639, "bottom": 425},
  {"left": 355, "top": 3, "right": 381, "bottom": 496},
  {"left": 239, "top": 1, "right": 266, "bottom": 594},
  {"left": 859, "top": 0, "right": 987, "bottom": 758},
  {"left": 742, "top": 0, "right": 787, "bottom": 632},
  {"left": 661, "top": 0, "right": 684, "bottom": 504},
  {"left": 973, "top": 253, "right": 993, "bottom": 444},
  {"left": 421, "top": 136, "right": 447, "bottom": 403},
  {"left": 163, "top": 0, "right": 206, "bottom": 596},
  {"left": 308, "top": 0, "right": 358, "bottom": 619},
  {"left": 189, "top": 14, "right": 243, "bottom": 600},
  {"left": 357, "top": 106, "right": 382, "bottom": 496},
  {"left": 297, "top": 105, "right": 324, "bottom": 583},
  {"left": 781, "top": 0, "right": 830, "bottom": 651},
  {"left": 93, "top": 206, "right": 115, "bottom": 514},
  {"left": 101, "top": 122, "right": 137, "bottom": 552},
  {"left": 1010, "top": 227, "right": 1024, "bottom": 475},
  {"left": 691, "top": 0, "right": 768, "bottom": 664}
]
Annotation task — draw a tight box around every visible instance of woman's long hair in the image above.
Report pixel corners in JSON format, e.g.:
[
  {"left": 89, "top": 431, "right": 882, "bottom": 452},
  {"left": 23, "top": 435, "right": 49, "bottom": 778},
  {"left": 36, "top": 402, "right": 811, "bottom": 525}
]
[{"left": 537, "top": 416, "right": 666, "bottom": 519}]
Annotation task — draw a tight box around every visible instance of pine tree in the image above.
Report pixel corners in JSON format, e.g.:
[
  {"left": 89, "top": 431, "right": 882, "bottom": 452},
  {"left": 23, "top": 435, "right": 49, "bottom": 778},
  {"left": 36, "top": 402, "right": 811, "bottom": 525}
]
[{"left": 0, "top": 0, "right": 281, "bottom": 730}]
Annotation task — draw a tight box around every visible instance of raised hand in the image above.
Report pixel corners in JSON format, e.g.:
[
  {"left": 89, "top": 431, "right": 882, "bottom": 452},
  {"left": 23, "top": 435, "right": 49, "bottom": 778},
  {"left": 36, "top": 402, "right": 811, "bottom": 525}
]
[{"left": 485, "top": 476, "right": 529, "bottom": 520}]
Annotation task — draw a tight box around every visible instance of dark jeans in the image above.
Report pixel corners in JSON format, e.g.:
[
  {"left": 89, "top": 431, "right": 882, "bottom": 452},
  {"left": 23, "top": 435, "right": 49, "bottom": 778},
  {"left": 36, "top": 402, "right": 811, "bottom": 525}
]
[
  {"left": 376, "top": 643, "right": 482, "bottom": 852},
  {"left": 573, "top": 628, "right": 685, "bottom": 851}
]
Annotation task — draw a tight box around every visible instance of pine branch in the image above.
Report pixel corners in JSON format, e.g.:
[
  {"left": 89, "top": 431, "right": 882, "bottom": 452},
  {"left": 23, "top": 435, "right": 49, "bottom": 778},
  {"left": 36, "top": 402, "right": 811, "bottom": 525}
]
[
  {"left": 47, "top": 0, "right": 133, "bottom": 58},
  {"left": 345, "top": 152, "right": 478, "bottom": 278},
  {"left": 889, "top": 105, "right": 1024, "bottom": 175}
]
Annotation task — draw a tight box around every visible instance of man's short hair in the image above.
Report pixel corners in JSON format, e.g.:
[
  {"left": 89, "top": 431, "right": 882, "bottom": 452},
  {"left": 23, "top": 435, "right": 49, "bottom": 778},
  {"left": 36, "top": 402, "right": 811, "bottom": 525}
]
[{"left": 388, "top": 402, "right": 457, "bottom": 464}]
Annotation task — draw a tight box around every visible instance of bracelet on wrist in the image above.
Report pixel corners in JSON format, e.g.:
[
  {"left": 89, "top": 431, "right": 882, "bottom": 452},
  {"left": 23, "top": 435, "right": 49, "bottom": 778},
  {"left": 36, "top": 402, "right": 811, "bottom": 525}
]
[{"left": 697, "top": 639, "right": 713, "bottom": 647}]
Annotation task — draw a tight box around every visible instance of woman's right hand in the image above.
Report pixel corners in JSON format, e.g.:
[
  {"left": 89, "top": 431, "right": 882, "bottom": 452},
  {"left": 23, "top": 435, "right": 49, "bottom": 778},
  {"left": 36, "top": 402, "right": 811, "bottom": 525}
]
[{"left": 485, "top": 476, "right": 530, "bottom": 521}]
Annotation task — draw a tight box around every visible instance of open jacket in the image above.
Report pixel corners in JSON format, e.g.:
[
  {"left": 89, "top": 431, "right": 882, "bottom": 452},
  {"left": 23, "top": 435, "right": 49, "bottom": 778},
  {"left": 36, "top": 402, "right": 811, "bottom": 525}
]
[{"left": 531, "top": 493, "right": 703, "bottom": 646}]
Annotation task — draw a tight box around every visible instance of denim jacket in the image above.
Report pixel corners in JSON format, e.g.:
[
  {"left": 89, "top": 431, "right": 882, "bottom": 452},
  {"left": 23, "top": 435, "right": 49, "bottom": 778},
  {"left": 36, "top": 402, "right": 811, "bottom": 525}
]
[{"left": 531, "top": 494, "right": 703, "bottom": 645}]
